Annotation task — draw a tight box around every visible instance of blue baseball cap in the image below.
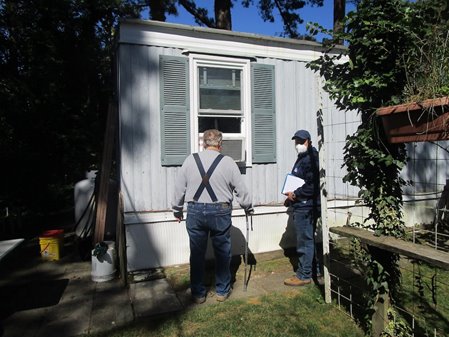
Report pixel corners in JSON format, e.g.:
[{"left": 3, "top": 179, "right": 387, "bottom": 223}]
[{"left": 292, "top": 129, "right": 311, "bottom": 140}]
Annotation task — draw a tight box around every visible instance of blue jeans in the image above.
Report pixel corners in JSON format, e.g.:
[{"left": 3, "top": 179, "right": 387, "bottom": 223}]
[
  {"left": 293, "top": 207, "right": 320, "bottom": 280},
  {"left": 186, "top": 202, "right": 232, "bottom": 298}
]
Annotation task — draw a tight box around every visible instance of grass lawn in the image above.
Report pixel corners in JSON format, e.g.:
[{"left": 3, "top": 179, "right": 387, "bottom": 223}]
[
  {"left": 89, "top": 253, "right": 365, "bottom": 337},
  {"left": 86, "top": 239, "right": 449, "bottom": 337},
  {"left": 90, "top": 289, "right": 364, "bottom": 337}
]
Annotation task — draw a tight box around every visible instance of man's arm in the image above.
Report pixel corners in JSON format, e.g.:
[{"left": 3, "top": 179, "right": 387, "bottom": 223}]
[
  {"left": 228, "top": 160, "right": 252, "bottom": 211},
  {"left": 172, "top": 160, "right": 188, "bottom": 222}
]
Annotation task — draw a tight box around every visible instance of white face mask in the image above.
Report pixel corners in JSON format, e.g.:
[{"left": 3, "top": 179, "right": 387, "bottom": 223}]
[{"left": 295, "top": 143, "right": 307, "bottom": 154}]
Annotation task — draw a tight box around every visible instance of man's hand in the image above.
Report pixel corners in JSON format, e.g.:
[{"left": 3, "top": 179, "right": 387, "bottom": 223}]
[
  {"left": 174, "top": 211, "right": 183, "bottom": 222},
  {"left": 245, "top": 207, "right": 254, "bottom": 216},
  {"left": 284, "top": 191, "right": 296, "bottom": 201}
]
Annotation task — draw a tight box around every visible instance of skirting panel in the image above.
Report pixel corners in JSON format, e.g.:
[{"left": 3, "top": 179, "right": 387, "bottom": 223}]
[{"left": 125, "top": 209, "right": 295, "bottom": 271}]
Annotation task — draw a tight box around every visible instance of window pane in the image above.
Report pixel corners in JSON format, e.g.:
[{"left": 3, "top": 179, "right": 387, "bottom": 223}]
[
  {"left": 199, "top": 117, "right": 241, "bottom": 133},
  {"left": 199, "top": 67, "right": 240, "bottom": 88},
  {"left": 199, "top": 67, "right": 241, "bottom": 110},
  {"left": 200, "top": 89, "right": 241, "bottom": 110}
]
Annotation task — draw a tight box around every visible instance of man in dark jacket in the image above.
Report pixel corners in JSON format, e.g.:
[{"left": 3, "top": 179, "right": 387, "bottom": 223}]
[{"left": 283, "top": 129, "right": 321, "bottom": 286}]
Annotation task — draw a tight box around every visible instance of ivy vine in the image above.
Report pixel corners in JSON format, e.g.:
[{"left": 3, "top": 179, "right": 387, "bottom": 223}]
[{"left": 307, "top": 0, "right": 449, "bottom": 334}]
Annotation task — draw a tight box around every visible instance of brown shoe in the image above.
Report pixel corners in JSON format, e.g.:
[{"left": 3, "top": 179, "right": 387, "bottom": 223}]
[
  {"left": 216, "top": 292, "right": 230, "bottom": 302},
  {"left": 284, "top": 276, "right": 312, "bottom": 286}
]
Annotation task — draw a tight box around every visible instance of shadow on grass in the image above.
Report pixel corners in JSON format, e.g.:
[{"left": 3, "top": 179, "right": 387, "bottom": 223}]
[
  {"left": 89, "top": 282, "right": 365, "bottom": 337},
  {"left": 396, "top": 258, "right": 449, "bottom": 335},
  {"left": 326, "top": 239, "right": 449, "bottom": 335},
  {"left": 325, "top": 242, "right": 369, "bottom": 331},
  {"left": 396, "top": 290, "right": 449, "bottom": 336}
]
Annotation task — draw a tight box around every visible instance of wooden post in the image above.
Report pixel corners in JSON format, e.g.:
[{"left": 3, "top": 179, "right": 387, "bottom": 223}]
[
  {"left": 316, "top": 87, "right": 331, "bottom": 304},
  {"left": 372, "top": 292, "right": 390, "bottom": 337},
  {"left": 116, "top": 192, "right": 127, "bottom": 286},
  {"left": 329, "top": 226, "right": 449, "bottom": 270},
  {"left": 94, "top": 102, "right": 117, "bottom": 244}
]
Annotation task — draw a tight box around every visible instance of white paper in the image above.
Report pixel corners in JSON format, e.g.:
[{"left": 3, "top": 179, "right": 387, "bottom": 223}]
[{"left": 281, "top": 174, "right": 305, "bottom": 194}]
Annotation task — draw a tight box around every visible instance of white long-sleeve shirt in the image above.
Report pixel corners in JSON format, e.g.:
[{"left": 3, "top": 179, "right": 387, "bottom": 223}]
[{"left": 172, "top": 149, "right": 252, "bottom": 212}]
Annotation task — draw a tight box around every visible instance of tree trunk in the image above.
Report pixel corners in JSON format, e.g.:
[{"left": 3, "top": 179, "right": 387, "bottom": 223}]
[
  {"left": 333, "top": 0, "right": 345, "bottom": 42},
  {"left": 148, "top": 0, "right": 167, "bottom": 21},
  {"left": 215, "top": 0, "right": 232, "bottom": 30}
]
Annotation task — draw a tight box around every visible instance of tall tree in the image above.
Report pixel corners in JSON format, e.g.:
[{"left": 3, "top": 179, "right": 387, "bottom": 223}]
[
  {"left": 148, "top": 0, "right": 177, "bottom": 21},
  {"left": 251, "top": 0, "right": 324, "bottom": 38},
  {"left": 147, "top": 0, "right": 324, "bottom": 38},
  {"left": 215, "top": 0, "right": 233, "bottom": 29},
  {"left": 0, "top": 0, "right": 139, "bottom": 220},
  {"left": 333, "top": 0, "right": 346, "bottom": 39},
  {"left": 178, "top": 0, "right": 216, "bottom": 27},
  {"left": 148, "top": 0, "right": 233, "bottom": 30}
]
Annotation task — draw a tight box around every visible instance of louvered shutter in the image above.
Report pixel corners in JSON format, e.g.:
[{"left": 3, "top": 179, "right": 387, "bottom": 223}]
[
  {"left": 160, "top": 55, "right": 190, "bottom": 166},
  {"left": 251, "top": 64, "right": 276, "bottom": 163}
]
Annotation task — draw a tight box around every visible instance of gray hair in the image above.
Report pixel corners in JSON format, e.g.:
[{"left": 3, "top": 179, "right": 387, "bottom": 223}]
[{"left": 203, "top": 129, "right": 223, "bottom": 148}]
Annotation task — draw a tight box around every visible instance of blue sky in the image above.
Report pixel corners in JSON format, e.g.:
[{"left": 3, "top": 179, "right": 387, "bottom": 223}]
[{"left": 142, "top": 1, "right": 356, "bottom": 40}]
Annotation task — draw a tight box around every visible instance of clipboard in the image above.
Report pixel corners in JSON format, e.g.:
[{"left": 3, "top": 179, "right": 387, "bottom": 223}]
[{"left": 281, "top": 174, "right": 304, "bottom": 194}]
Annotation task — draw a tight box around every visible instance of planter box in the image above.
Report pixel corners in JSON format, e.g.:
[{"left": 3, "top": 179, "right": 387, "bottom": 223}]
[{"left": 376, "top": 96, "right": 449, "bottom": 143}]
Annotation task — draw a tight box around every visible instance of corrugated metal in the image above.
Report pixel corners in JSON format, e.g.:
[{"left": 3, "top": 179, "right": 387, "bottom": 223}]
[
  {"left": 119, "top": 44, "right": 342, "bottom": 212},
  {"left": 120, "top": 45, "right": 185, "bottom": 213},
  {"left": 125, "top": 210, "right": 294, "bottom": 271},
  {"left": 118, "top": 21, "right": 449, "bottom": 271},
  {"left": 117, "top": 26, "right": 357, "bottom": 270}
]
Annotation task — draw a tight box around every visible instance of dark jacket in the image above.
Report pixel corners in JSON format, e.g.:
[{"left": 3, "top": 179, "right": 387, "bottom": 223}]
[{"left": 291, "top": 146, "right": 321, "bottom": 210}]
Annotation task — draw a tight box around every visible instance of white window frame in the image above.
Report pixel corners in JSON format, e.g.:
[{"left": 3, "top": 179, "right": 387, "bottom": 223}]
[{"left": 189, "top": 54, "right": 252, "bottom": 164}]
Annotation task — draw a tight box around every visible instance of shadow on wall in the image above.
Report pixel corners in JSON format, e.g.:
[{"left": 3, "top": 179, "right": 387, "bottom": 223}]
[
  {"left": 279, "top": 208, "right": 297, "bottom": 272},
  {"left": 119, "top": 45, "right": 162, "bottom": 275},
  {"left": 278, "top": 208, "right": 324, "bottom": 277},
  {"left": 202, "top": 225, "right": 257, "bottom": 289},
  {"left": 402, "top": 142, "right": 449, "bottom": 226},
  {"left": 230, "top": 225, "right": 257, "bottom": 286},
  {"left": 404, "top": 142, "right": 449, "bottom": 195}
]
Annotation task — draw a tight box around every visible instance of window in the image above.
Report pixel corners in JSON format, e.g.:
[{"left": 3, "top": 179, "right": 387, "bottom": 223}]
[
  {"left": 191, "top": 56, "right": 251, "bottom": 163},
  {"left": 159, "top": 54, "right": 276, "bottom": 166}
]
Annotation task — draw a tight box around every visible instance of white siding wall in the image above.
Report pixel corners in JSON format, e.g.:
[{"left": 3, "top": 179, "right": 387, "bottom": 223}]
[
  {"left": 125, "top": 208, "right": 292, "bottom": 270},
  {"left": 402, "top": 141, "right": 449, "bottom": 225},
  {"left": 118, "top": 22, "right": 360, "bottom": 270},
  {"left": 120, "top": 45, "right": 186, "bottom": 214},
  {"left": 119, "top": 45, "right": 343, "bottom": 213},
  {"left": 118, "top": 21, "right": 448, "bottom": 271}
]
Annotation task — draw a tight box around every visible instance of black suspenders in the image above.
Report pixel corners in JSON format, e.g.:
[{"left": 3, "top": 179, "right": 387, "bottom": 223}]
[{"left": 192, "top": 153, "right": 224, "bottom": 202}]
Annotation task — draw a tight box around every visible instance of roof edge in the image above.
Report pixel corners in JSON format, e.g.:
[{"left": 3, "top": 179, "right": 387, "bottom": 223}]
[{"left": 119, "top": 18, "right": 347, "bottom": 52}]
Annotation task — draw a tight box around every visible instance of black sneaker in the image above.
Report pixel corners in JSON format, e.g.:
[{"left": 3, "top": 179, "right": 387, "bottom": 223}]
[
  {"left": 315, "top": 274, "right": 324, "bottom": 285},
  {"left": 192, "top": 296, "right": 206, "bottom": 304}
]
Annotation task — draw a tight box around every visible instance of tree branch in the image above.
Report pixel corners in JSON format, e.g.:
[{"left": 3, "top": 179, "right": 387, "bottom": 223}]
[
  {"left": 178, "top": 0, "right": 215, "bottom": 28},
  {"left": 273, "top": 0, "right": 299, "bottom": 38}
]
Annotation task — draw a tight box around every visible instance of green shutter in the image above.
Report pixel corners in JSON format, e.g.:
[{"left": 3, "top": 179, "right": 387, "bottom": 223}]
[
  {"left": 160, "top": 55, "right": 190, "bottom": 166},
  {"left": 251, "top": 63, "right": 276, "bottom": 163}
]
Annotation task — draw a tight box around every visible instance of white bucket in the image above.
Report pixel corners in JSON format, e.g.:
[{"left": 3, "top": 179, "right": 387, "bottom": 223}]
[{"left": 91, "top": 241, "right": 116, "bottom": 282}]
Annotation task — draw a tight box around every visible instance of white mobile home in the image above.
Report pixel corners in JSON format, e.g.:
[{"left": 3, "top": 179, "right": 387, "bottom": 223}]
[{"left": 116, "top": 19, "right": 446, "bottom": 272}]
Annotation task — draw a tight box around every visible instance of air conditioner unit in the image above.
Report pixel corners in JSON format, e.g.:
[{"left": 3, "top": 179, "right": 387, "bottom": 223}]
[{"left": 221, "top": 137, "right": 245, "bottom": 162}]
